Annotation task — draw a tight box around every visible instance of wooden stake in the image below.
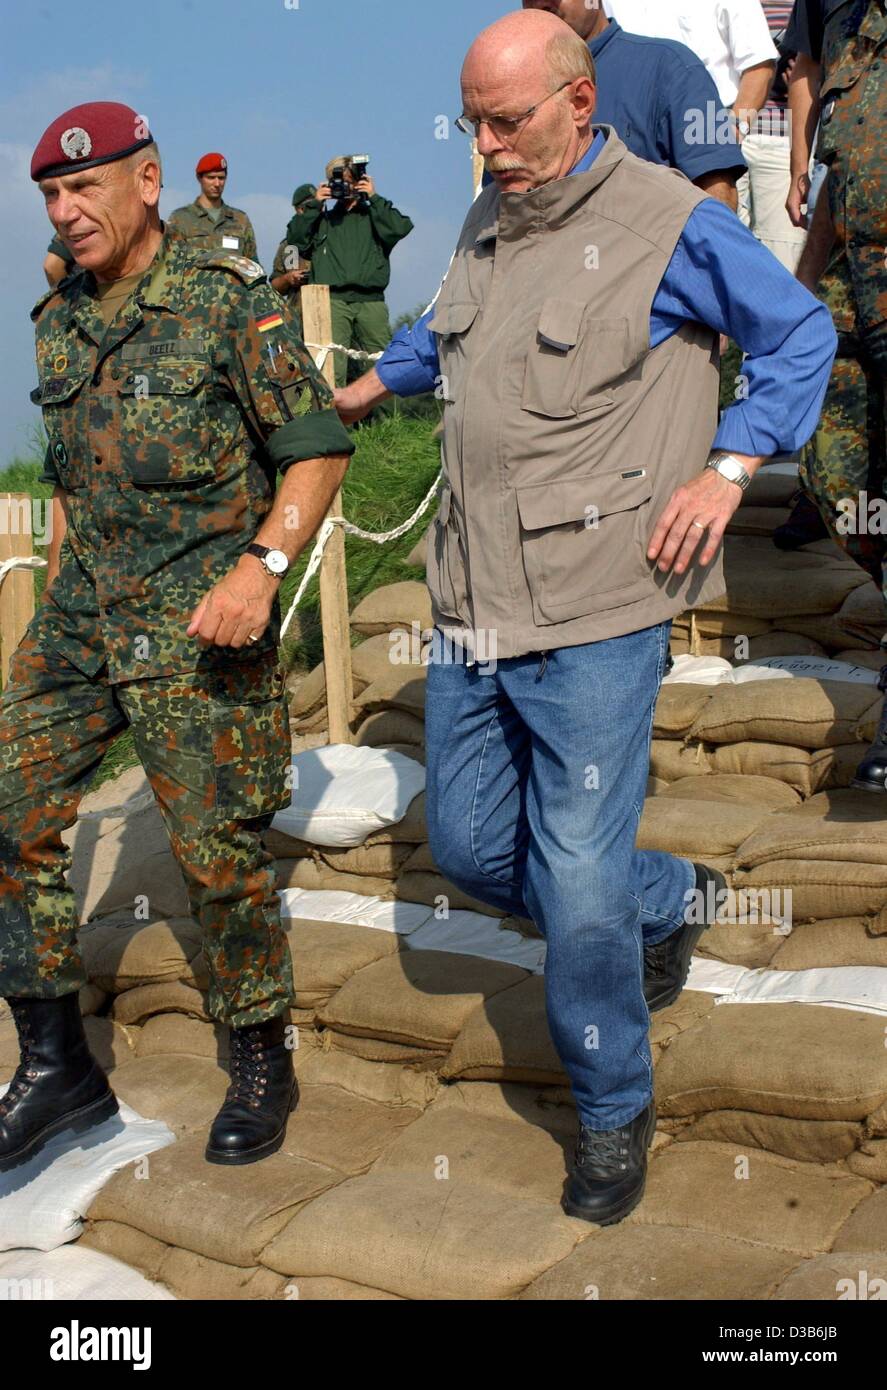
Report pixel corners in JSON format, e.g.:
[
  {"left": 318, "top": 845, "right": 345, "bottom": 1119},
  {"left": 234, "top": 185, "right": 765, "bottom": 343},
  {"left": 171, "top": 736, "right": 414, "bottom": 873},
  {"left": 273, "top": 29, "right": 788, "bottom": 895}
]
[
  {"left": 301, "top": 284, "right": 354, "bottom": 744},
  {"left": 0, "top": 494, "right": 37, "bottom": 688}
]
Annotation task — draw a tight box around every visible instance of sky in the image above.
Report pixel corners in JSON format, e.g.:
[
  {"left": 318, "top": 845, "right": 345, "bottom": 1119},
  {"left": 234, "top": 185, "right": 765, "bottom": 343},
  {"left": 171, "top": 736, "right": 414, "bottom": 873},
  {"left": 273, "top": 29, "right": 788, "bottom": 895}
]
[{"left": 0, "top": 0, "right": 508, "bottom": 462}]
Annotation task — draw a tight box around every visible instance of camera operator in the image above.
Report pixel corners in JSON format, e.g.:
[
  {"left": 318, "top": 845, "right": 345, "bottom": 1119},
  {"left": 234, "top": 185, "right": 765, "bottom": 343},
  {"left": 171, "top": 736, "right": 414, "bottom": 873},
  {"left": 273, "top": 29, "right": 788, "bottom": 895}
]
[{"left": 286, "top": 156, "right": 413, "bottom": 386}]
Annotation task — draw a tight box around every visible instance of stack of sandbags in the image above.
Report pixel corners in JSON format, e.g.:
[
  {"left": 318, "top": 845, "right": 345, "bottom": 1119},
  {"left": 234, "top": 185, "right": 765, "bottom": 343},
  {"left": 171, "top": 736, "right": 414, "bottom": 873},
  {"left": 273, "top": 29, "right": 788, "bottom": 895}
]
[
  {"left": 652, "top": 671, "right": 881, "bottom": 798},
  {"left": 671, "top": 535, "right": 873, "bottom": 660},
  {"left": 655, "top": 998, "right": 887, "bottom": 1177},
  {"left": 731, "top": 788, "right": 887, "bottom": 920}
]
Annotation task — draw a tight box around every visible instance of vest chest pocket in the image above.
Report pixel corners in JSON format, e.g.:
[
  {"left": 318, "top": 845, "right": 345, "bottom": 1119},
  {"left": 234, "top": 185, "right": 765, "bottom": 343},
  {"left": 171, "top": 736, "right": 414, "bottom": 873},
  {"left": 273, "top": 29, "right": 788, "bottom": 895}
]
[
  {"left": 118, "top": 361, "right": 216, "bottom": 485},
  {"left": 426, "top": 302, "right": 481, "bottom": 404},
  {"left": 31, "top": 372, "right": 91, "bottom": 491},
  {"left": 522, "top": 300, "right": 631, "bottom": 418},
  {"left": 516, "top": 467, "right": 653, "bottom": 624}
]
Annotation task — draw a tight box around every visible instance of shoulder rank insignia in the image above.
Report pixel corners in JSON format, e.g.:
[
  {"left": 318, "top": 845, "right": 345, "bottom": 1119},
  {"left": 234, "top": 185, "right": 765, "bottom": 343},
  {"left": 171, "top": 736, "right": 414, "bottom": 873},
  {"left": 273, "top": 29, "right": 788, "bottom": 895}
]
[{"left": 198, "top": 251, "right": 266, "bottom": 285}]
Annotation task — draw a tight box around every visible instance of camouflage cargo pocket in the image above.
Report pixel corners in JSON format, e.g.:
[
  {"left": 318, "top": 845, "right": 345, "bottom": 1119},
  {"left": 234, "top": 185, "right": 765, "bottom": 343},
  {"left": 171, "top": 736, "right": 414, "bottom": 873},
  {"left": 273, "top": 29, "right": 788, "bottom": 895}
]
[
  {"left": 209, "top": 659, "right": 292, "bottom": 819},
  {"left": 118, "top": 361, "right": 216, "bottom": 485}
]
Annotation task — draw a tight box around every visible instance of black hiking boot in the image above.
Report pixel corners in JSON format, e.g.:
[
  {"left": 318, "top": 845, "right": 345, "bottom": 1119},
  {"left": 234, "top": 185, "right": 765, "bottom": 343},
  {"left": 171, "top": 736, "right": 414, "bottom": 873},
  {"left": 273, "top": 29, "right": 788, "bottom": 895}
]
[
  {"left": 643, "top": 864, "right": 726, "bottom": 1013},
  {"left": 562, "top": 1100, "right": 657, "bottom": 1225}
]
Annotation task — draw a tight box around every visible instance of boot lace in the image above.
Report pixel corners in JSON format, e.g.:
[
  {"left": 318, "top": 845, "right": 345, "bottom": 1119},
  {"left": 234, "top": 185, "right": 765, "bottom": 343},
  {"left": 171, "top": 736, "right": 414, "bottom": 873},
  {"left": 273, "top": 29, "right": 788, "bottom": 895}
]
[
  {"left": 576, "top": 1125, "right": 631, "bottom": 1170},
  {"left": 226, "top": 1028, "right": 270, "bottom": 1110},
  {"left": 0, "top": 1003, "right": 38, "bottom": 1118}
]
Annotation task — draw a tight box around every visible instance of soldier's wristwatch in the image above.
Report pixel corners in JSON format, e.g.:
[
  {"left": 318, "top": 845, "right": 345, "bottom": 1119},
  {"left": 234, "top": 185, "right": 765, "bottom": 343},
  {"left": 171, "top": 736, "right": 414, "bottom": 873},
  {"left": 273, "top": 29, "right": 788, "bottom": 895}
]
[
  {"left": 706, "top": 452, "right": 751, "bottom": 492},
  {"left": 246, "top": 543, "right": 290, "bottom": 578}
]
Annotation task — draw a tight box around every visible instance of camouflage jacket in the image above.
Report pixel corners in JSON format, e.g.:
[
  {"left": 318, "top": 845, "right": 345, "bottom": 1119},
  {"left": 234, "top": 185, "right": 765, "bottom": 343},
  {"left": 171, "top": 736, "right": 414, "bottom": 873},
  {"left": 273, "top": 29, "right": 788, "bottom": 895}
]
[
  {"left": 818, "top": 0, "right": 887, "bottom": 331},
  {"left": 166, "top": 200, "right": 258, "bottom": 262},
  {"left": 30, "top": 228, "right": 353, "bottom": 684}
]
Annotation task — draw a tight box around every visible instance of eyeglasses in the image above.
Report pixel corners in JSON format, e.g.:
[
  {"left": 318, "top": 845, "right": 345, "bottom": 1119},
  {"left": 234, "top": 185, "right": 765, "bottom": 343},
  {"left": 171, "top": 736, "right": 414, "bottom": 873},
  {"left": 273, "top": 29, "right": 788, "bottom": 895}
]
[{"left": 455, "top": 80, "right": 574, "bottom": 141}]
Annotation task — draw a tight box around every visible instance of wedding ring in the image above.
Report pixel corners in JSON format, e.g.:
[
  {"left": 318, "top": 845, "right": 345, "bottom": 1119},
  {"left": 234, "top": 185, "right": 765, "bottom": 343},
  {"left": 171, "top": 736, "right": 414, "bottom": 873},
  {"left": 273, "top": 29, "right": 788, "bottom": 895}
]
[
  {"left": 248, "top": 634, "right": 260, "bottom": 644},
  {"left": 691, "top": 519, "right": 707, "bottom": 530}
]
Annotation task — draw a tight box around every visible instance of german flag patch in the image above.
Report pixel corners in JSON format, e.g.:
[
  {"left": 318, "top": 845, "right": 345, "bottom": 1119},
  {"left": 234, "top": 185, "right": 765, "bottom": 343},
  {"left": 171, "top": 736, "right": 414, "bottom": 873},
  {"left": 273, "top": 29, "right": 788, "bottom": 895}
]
[{"left": 256, "top": 311, "right": 284, "bottom": 333}]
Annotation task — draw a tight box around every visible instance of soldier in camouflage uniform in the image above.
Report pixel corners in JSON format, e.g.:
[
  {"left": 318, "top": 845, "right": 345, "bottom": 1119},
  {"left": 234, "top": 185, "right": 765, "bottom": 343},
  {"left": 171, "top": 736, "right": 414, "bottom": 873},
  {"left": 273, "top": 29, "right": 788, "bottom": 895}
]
[
  {"left": 0, "top": 103, "right": 353, "bottom": 1172},
  {"left": 792, "top": 0, "right": 887, "bottom": 788},
  {"left": 168, "top": 151, "right": 258, "bottom": 261}
]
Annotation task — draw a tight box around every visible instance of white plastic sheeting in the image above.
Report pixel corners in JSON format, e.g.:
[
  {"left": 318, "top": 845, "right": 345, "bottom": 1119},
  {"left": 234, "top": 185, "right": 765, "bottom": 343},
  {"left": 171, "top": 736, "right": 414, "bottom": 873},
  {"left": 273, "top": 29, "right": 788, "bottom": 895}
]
[
  {"left": 0, "top": 1244, "right": 174, "bottom": 1300},
  {"left": 0, "top": 1094, "right": 174, "bottom": 1253}
]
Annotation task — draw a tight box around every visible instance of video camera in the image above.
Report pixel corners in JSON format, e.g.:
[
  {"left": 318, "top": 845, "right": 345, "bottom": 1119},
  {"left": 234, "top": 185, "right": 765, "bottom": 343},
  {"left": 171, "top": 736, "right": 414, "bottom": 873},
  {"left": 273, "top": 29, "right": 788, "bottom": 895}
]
[{"left": 329, "top": 155, "right": 371, "bottom": 206}]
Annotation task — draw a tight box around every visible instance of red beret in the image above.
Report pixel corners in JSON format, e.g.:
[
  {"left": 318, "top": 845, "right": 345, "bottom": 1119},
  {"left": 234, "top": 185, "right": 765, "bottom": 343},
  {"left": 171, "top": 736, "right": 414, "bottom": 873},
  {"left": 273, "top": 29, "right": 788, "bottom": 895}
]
[
  {"left": 196, "top": 152, "right": 227, "bottom": 175},
  {"left": 31, "top": 102, "right": 153, "bottom": 182}
]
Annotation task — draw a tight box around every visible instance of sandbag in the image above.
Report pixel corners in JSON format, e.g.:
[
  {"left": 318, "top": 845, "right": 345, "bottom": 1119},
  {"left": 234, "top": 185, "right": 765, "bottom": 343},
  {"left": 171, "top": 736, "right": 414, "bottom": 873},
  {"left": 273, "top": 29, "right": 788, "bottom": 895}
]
[
  {"left": 79, "top": 917, "right": 203, "bottom": 994},
  {"left": 771, "top": 1253, "right": 887, "bottom": 1300},
  {"left": 285, "top": 919, "right": 401, "bottom": 1009},
  {"left": 772, "top": 918, "right": 887, "bottom": 971},
  {"left": 274, "top": 745, "right": 426, "bottom": 848},
  {"left": 688, "top": 679, "right": 880, "bottom": 749},
  {"left": 648, "top": 740, "right": 711, "bottom": 781},
  {"left": 261, "top": 1170, "right": 586, "bottom": 1300},
  {"left": 637, "top": 798, "right": 771, "bottom": 858},
  {"left": 352, "top": 670, "right": 427, "bottom": 720},
  {"left": 734, "top": 801, "right": 887, "bottom": 869},
  {"left": 631, "top": 1140, "right": 872, "bottom": 1255},
  {"left": 520, "top": 1224, "right": 796, "bottom": 1300},
  {"left": 355, "top": 708, "right": 427, "bottom": 748},
  {"left": 278, "top": 1074, "right": 423, "bottom": 1175},
  {"left": 675, "top": 1110, "right": 862, "bottom": 1163},
  {"left": 701, "top": 537, "right": 866, "bottom": 618},
  {"left": 79, "top": 1219, "right": 170, "bottom": 1283},
  {"left": 442, "top": 976, "right": 567, "bottom": 1085},
  {"left": 323, "top": 1029, "right": 445, "bottom": 1064},
  {"left": 652, "top": 684, "right": 714, "bottom": 739},
  {"left": 658, "top": 774, "right": 801, "bottom": 809},
  {"left": 733, "top": 861, "right": 887, "bottom": 919},
  {"left": 835, "top": 580, "right": 886, "bottom": 647},
  {"left": 293, "top": 1046, "right": 440, "bottom": 1109},
  {"left": 109, "top": 1054, "right": 228, "bottom": 1134},
  {"left": 695, "top": 918, "right": 788, "bottom": 968},
  {"left": 845, "top": 1141, "right": 887, "bottom": 1183},
  {"left": 111, "top": 981, "right": 211, "bottom": 1026},
  {"left": 134, "top": 1013, "right": 225, "bottom": 1060},
  {"left": 157, "top": 1247, "right": 289, "bottom": 1301},
  {"left": 395, "top": 870, "right": 507, "bottom": 917},
  {"left": 277, "top": 858, "right": 397, "bottom": 899},
  {"left": 88, "top": 849, "right": 190, "bottom": 923},
  {"left": 810, "top": 742, "right": 871, "bottom": 791},
  {"left": 317, "top": 949, "right": 526, "bottom": 1050},
  {"left": 318, "top": 841, "right": 413, "bottom": 879},
  {"left": 373, "top": 1107, "right": 574, "bottom": 1206},
  {"left": 709, "top": 740, "right": 816, "bottom": 796},
  {"left": 656, "top": 1003, "right": 887, "bottom": 1121},
  {"left": 830, "top": 1186, "right": 887, "bottom": 1251},
  {"left": 350, "top": 581, "right": 433, "bottom": 636},
  {"left": 82, "top": 1017, "right": 138, "bottom": 1074},
  {"left": 88, "top": 1131, "right": 343, "bottom": 1268}
]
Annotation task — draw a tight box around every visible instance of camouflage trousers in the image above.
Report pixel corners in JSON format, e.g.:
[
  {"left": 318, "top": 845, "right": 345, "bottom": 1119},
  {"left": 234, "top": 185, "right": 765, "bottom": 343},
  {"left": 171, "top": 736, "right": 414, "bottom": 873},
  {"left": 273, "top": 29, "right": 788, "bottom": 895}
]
[
  {"left": 0, "top": 631, "right": 295, "bottom": 1028},
  {"left": 800, "top": 316, "right": 887, "bottom": 619}
]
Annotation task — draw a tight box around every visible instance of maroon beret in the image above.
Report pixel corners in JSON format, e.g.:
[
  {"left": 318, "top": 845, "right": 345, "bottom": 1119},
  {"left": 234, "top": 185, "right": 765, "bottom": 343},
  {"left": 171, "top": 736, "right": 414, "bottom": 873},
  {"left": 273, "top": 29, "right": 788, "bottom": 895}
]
[
  {"left": 31, "top": 102, "right": 154, "bottom": 182},
  {"left": 196, "top": 152, "right": 227, "bottom": 175}
]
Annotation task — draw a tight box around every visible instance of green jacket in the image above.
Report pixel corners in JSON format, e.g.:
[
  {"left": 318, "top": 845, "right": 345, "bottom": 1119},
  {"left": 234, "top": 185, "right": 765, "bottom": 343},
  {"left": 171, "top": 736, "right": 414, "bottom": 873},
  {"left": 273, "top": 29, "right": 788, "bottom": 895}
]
[
  {"left": 167, "top": 200, "right": 258, "bottom": 261},
  {"left": 30, "top": 231, "right": 353, "bottom": 684},
  {"left": 286, "top": 194, "right": 413, "bottom": 301}
]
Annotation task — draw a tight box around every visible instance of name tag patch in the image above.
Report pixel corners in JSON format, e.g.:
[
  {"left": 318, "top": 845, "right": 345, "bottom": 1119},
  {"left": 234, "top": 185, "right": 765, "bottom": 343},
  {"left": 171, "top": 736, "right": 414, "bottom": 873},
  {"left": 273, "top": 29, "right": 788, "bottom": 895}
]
[{"left": 121, "top": 339, "right": 208, "bottom": 361}]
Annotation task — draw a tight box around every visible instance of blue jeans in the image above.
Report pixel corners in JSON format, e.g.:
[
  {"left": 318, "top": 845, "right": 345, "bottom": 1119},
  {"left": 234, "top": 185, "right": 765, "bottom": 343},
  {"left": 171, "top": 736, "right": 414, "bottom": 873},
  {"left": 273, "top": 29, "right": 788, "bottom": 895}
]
[{"left": 424, "top": 621, "right": 695, "bottom": 1130}]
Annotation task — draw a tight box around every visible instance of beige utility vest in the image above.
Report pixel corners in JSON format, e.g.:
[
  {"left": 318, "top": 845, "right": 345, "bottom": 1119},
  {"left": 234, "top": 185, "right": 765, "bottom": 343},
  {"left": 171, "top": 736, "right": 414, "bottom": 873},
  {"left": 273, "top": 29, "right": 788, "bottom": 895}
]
[{"left": 426, "top": 127, "right": 727, "bottom": 661}]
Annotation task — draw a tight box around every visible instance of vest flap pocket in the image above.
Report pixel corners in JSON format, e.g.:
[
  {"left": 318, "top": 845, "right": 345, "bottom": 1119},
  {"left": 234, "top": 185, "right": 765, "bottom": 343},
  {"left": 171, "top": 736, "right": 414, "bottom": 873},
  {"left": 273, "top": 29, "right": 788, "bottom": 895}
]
[
  {"left": 428, "top": 302, "right": 481, "bottom": 336},
  {"left": 516, "top": 468, "right": 652, "bottom": 531},
  {"left": 537, "top": 297, "right": 585, "bottom": 351}
]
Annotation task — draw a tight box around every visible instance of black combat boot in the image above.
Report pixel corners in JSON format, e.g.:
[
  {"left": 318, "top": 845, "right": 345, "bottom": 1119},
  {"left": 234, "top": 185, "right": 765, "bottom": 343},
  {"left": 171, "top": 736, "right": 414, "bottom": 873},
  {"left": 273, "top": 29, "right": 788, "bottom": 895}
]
[
  {"left": 0, "top": 993, "right": 119, "bottom": 1173},
  {"left": 643, "top": 863, "right": 726, "bottom": 1013},
  {"left": 852, "top": 664, "right": 887, "bottom": 792},
  {"left": 205, "top": 1014, "right": 297, "bottom": 1166},
  {"left": 562, "top": 1100, "right": 657, "bottom": 1225}
]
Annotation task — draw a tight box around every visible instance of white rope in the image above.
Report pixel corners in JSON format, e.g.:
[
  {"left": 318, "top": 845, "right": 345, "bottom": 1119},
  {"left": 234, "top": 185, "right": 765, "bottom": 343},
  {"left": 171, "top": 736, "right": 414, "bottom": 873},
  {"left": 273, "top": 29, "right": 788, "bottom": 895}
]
[
  {"left": 304, "top": 342, "right": 384, "bottom": 366},
  {"left": 280, "top": 470, "right": 442, "bottom": 639},
  {"left": 0, "top": 555, "right": 47, "bottom": 587}
]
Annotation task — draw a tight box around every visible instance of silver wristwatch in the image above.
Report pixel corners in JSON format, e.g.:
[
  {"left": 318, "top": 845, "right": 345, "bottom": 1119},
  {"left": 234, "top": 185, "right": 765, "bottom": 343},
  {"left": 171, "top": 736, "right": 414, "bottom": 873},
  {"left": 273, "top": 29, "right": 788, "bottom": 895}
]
[
  {"left": 706, "top": 452, "right": 751, "bottom": 492},
  {"left": 246, "top": 543, "right": 290, "bottom": 578}
]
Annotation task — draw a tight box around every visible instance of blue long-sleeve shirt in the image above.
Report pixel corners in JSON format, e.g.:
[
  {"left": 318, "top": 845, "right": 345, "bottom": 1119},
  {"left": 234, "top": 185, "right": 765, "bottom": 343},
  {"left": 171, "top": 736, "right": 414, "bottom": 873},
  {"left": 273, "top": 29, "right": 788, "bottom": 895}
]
[{"left": 377, "top": 133, "right": 837, "bottom": 457}]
